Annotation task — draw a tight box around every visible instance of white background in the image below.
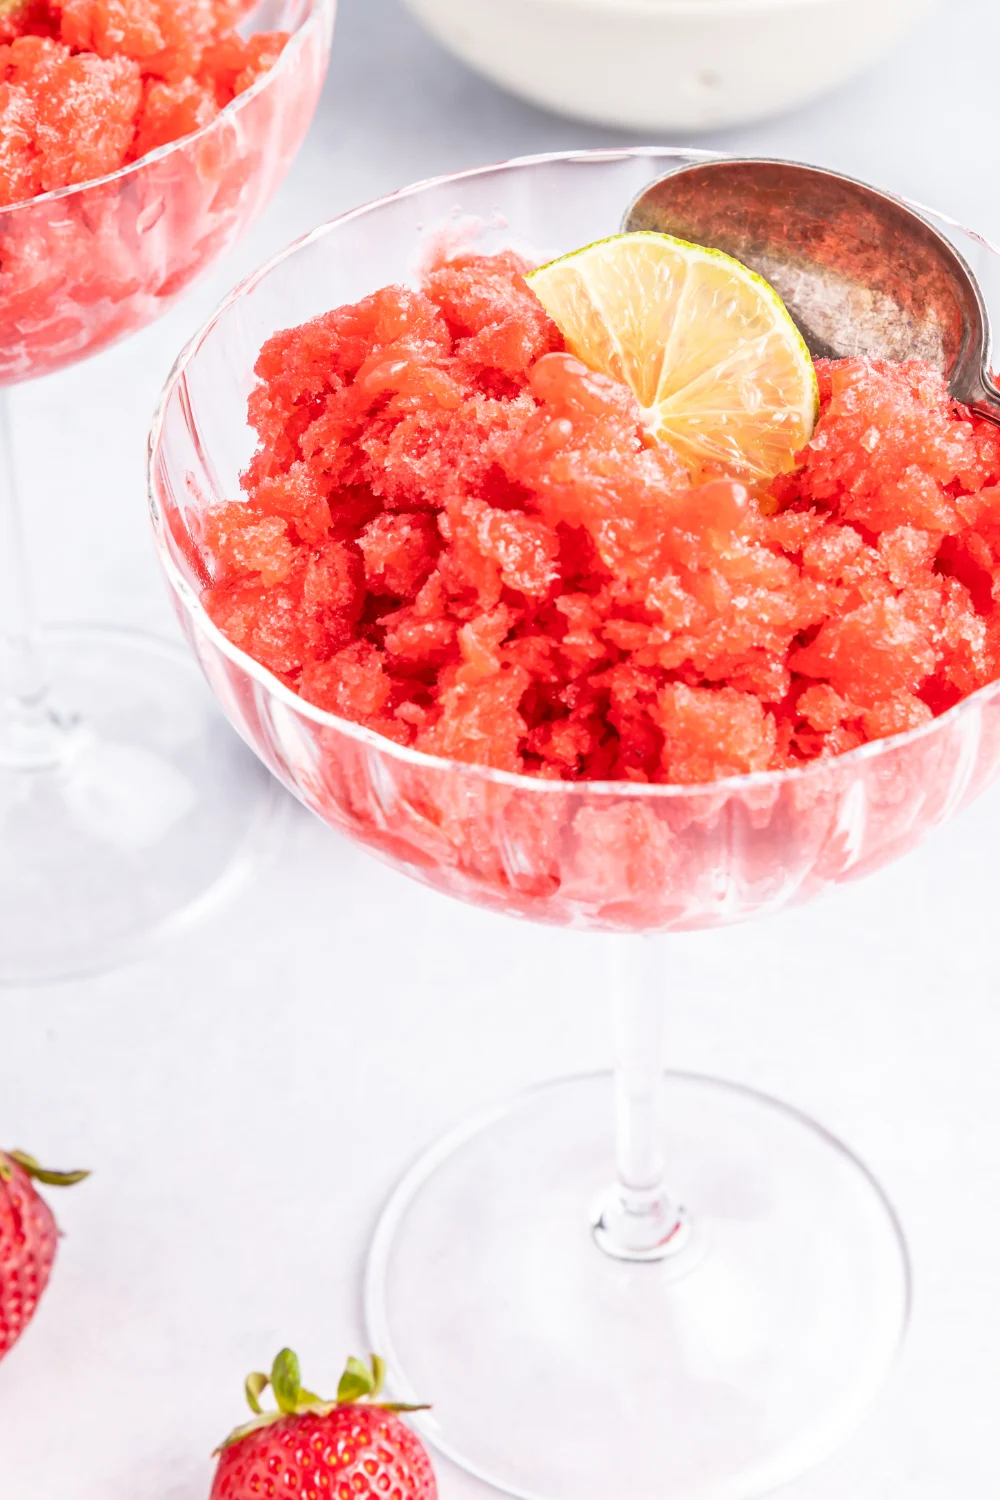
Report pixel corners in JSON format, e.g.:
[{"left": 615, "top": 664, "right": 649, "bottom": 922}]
[{"left": 2, "top": 1, "right": 1000, "bottom": 1495}]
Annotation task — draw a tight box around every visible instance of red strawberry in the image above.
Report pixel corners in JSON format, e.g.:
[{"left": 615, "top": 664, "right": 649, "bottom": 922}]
[
  {"left": 0, "top": 1149, "right": 90, "bottom": 1361},
  {"left": 211, "top": 1348, "right": 437, "bottom": 1500}
]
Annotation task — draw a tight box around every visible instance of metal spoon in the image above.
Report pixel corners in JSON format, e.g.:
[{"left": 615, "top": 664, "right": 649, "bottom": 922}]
[{"left": 623, "top": 157, "right": 1000, "bottom": 424}]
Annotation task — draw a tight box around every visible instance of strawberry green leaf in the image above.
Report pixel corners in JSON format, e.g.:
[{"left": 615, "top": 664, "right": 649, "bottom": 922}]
[
  {"left": 0, "top": 1155, "right": 11, "bottom": 1184},
  {"left": 271, "top": 1349, "right": 302, "bottom": 1414},
  {"left": 337, "top": 1355, "right": 376, "bottom": 1404},
  {"left": 370, "top": 1354, "right": 387, "bottom": 1400},
  {"left": 8, "top": 1151, "right": 90, "bottom": 1187},
  {"left": 213, "top": 1412, "right": 282, "bottom": 1456},
  {"left": 245, "top": 1372, "right": 269, "bottom": 1415}
]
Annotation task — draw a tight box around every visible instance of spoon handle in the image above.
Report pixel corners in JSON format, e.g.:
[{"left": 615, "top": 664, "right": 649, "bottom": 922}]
[{"left": 953, "top": 368, "right": 1000, "bottom": 428}]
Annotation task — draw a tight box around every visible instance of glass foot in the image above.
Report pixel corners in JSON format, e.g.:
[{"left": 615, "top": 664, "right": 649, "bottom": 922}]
[
  {"left": 365, "top": 1072, "right": 910, "bottom": 1500},
  {"left": 0, "top": 625, "right": 281, "bottom": 984}
]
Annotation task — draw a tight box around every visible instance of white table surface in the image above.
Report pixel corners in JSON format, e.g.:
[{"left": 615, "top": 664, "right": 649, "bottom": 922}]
[{"left": 2, "top": 1, "right": 999, "bottom": 1495}]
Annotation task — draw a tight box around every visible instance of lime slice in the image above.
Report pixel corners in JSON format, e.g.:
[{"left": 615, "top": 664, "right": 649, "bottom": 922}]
[{"left": 526, "top": 231, "right": 818, "bottom": 486}]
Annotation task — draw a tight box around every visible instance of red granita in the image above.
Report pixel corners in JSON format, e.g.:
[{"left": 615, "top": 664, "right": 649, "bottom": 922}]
[
  {"left": 0, "top": 0, "right": 287, "bottom": 207},
  {"left": 199, "top": 250, "right": 1000, "bottom": 787}
]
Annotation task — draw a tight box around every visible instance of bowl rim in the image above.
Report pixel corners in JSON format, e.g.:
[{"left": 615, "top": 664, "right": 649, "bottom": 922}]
[
  {"left": 148, "top": 144, "right": 1000, "bottom": 802},
  {"left": 406, "top": 0, "right": 928, "bottom": 15},
  {"left": 0, "top": 0, "right": 334, "bottom": 220}
]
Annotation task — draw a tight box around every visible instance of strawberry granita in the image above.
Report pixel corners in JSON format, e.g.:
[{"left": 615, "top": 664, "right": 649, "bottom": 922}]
[
  {"left": 199, "top": 250, "right": 1000, "bottom": 788},
  {"left": 0, "top": 0, "right": 287, "bottom": 207},
  {"left": 0, "top": 0, "right": 328, "bottom": 382}
]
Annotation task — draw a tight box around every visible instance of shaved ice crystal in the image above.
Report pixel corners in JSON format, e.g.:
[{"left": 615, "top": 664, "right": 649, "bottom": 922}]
[{"left": 200, "top": 250, "right": 1000, "bottom": 786}]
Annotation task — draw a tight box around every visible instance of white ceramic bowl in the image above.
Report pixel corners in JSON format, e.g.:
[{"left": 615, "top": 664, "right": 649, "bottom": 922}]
[{"left": 402, "top": 0, "right": 934, "bottom": 131}]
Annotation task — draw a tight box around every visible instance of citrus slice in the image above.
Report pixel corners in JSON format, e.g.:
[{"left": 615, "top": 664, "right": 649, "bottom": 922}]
[{"left": 526, "top": 231, "right": 818, "bottom": 486}]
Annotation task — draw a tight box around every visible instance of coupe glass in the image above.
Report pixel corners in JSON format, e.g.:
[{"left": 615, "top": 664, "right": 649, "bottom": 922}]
[
  {"left": 149, "top": 150, "right": 1000, "bottom": 1500},
  {"left": 0, "top": 0, "right": 335, "bottom": 983}
]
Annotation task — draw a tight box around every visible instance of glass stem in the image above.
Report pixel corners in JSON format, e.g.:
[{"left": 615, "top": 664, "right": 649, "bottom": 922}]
[
  {"left": 593, "top": 935, "right": 692, "bottom": 1262},
  {"left": 0, "top": 387, "right": 68, "bottom": 770}
]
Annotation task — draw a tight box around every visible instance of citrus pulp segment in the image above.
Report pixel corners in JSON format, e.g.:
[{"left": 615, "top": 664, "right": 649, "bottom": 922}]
[{"left": 525, "top": 231, "right": 819, "bottom": 485}]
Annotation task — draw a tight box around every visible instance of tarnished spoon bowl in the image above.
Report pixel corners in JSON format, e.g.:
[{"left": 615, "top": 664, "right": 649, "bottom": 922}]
[{"left": 625, "top": 157, "right": 1000, "bottom": 423}]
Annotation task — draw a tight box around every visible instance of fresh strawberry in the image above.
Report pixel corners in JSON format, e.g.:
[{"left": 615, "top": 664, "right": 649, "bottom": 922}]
[
  {"left": 0, "top": 1149, "right": 89, "bottom": 1361},
  {"left": 211, "top": 1348, "right": 437, "bottom": 1500}
]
